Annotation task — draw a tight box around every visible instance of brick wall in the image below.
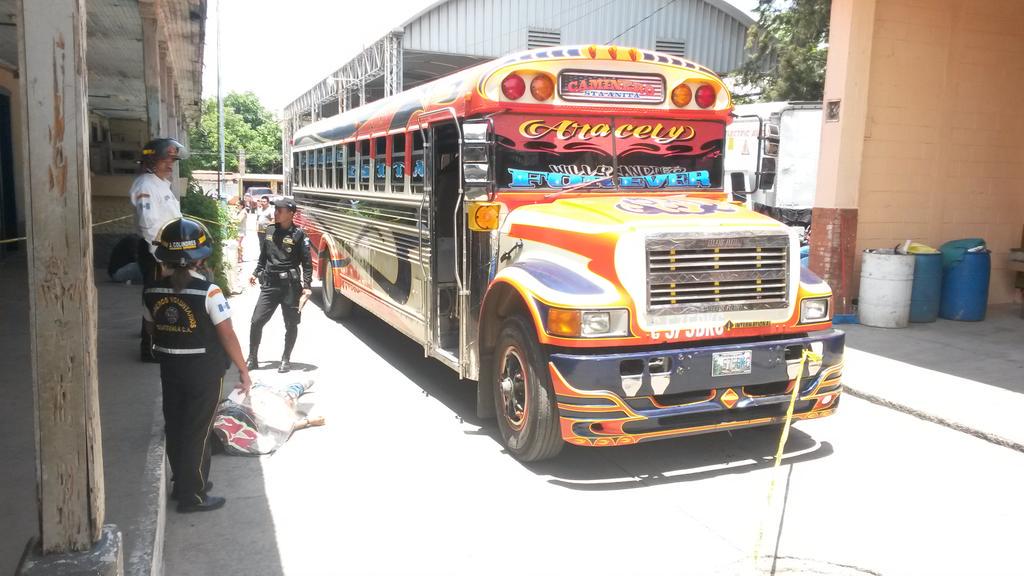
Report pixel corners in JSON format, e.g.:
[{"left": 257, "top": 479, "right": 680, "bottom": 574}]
[{"left": 858, "top": 0, "right": 1024, "bottom": 303}]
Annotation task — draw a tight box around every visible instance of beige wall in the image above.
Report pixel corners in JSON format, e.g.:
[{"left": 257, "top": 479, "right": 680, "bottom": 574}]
[{"left": 858, "top": 0, "right": 1024, "bottom": 303}]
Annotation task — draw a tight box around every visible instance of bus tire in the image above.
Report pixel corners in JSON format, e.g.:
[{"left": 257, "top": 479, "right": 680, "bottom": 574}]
[
  {"left": 321, "top": 256, "right": 353, "bottom": 320},
  {"left": 492, "top": 315, "right": 563, "bottom": 462}
]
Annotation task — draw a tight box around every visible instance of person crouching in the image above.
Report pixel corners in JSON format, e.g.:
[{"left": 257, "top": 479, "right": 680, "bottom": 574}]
[{"left": 144, "top": 218, "right": 252, "bottom": 513}]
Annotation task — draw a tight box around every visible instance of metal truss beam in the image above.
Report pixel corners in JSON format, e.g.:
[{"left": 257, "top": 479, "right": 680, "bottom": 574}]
[{"left": 285, "top": 29, "right": 403, "bottom": 125}]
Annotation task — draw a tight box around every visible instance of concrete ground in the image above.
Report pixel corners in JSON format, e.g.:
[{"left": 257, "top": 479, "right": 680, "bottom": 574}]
[
  {"left": 162, "top": 277, "right": 1024, "bottom": 576},
  {"left": 841, "top": 307, "right": 1024, "bottom": 450},
  {"left": 4, "top": 220, "right": 1023, "bottom": 575},
  {"left": 0, "top": 252, "right": 166, "bottom": 576}
]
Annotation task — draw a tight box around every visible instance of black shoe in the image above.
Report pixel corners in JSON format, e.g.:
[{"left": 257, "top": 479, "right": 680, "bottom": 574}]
[
  {"left": 278, "top": 360, "right": 291, "bottom": 373},
  {"left": 170, "top": 481, "right": 213, "bottom": 501},
  {"left": 246, "top": 357, "right": 259, "bottom": 370},
  {"left": 177, "top": 495, "right": 226, "bottom": 513}
]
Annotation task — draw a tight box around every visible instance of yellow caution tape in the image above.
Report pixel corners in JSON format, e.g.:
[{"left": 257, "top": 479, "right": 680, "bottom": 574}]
[
  {"left": 0, "top": 212, "right": 225, "bottom": 246},
  {"left": 752, "top": 348, "right": 824, "bottom": 571}
]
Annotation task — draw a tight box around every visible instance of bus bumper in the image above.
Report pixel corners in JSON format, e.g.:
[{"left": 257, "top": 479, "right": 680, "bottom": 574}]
[{"left": 548, "top": 329, "right": 845, "bottom": 447}]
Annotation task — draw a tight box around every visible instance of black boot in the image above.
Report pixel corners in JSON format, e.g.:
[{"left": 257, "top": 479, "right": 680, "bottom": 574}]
[
  {"left": 246, "top": 342, "right": 260, "bottom": 370},
  {"left": 177, "top": 495, "right": 226, "bottom": 513},
  {"left": 277, "top": 358, "right": 291, "bottom": 373}
]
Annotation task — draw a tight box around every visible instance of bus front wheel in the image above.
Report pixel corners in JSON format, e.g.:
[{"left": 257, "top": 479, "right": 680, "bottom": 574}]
[
  {"left": 492, "top": 316, "right": 563, "bottom": 462},
  {"left": 321, "top": 257, "right": 353, "bottom": 320}
]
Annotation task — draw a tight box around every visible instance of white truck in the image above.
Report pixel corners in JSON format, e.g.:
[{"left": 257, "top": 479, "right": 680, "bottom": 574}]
[{"left": 724, "top": 101, "right": 822, "bottom": 234}]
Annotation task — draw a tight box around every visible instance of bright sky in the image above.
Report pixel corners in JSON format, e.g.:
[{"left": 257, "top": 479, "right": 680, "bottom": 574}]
[{"left": 201, "top": 0, "right": 759, "bottom": 116}]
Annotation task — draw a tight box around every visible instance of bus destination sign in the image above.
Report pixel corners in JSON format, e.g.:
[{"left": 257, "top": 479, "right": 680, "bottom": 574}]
[{"left": 558, "top": 71, "right": 665, "bottom": 104}]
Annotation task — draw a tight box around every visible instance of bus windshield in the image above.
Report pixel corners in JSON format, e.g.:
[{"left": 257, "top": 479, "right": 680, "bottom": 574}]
[{"left": 494, "top": 113, "right": 724, "bottom": 192}]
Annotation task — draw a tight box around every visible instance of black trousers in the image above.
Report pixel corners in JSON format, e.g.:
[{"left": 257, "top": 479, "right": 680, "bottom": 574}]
[
  {"left": 249, "top": 281, "right": 301, "bottom": 360},
  {"left": 160, "top": 356, "right": 224, "bottom": 504},
  {"left": 138, "top": 240, "right": 159, "bottom": 355}
]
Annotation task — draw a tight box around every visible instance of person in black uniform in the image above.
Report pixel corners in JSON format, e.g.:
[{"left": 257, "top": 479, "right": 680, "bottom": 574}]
[
  {"left": 144, "top": 218, "right": 253, "bottom": 513},
  {"left": 247, "top": 197, "right": 313, "bottom": 373}
]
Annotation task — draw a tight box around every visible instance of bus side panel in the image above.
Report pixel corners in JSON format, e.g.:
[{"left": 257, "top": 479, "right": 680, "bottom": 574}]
[{"left": 296, "top": 188, "right": 430, "bottom": 347}]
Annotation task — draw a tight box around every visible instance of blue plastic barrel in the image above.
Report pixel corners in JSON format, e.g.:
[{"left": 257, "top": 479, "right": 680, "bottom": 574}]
[
  {"left": 909, "top": 253, "right": 942, "bottom": 322},
  {"left": 939, "top": 251, "right": 990, "bottom": 321}
]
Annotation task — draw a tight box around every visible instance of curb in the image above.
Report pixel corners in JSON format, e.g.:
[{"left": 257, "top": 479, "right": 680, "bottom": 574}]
[
  {"left": 126, "top": 399, "right": 167, "bottom": 576},
  {"left": 844, "top": 385, "right": 1024, "bottom": 454}
]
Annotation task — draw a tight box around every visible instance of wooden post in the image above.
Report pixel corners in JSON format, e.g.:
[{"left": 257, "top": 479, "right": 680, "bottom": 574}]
[{"left": 17, "top": 0, "right": 105, "bottom": 554}]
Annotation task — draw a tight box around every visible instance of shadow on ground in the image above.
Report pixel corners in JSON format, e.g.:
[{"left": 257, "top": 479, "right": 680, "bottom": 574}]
[
  {"left": 842, "top": 305, "right": 1024, "bottom": 394},
  {"left": 163, "top": 451, "right": 285, "bottom": 576},
  {"left": 312, "top": 288, "right": 835, "bottom": 492}
]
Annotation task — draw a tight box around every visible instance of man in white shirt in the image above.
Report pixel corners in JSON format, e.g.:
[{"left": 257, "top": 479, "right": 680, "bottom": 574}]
[
  {"left": 130, "top": 138, "right": 188, "bottom": 361},
  {"left": 254, "top": 195, "right": 274, "bottom": 246}
]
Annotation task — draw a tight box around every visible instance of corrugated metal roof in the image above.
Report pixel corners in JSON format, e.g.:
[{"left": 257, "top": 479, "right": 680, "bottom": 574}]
[
  {"left": 286, "top": 0, "right": 753, "bottom": 119},
  {"left": 400, "top": 0, "right": 752, "bottom": 73}
]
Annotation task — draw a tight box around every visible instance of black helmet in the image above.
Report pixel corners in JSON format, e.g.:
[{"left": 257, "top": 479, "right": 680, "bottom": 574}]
[
  {"left": 153, "top": 218, "right": 212, "bottom": 267},
  {"left": 141, "top": 138, "right": 189, "bottom": 164}
]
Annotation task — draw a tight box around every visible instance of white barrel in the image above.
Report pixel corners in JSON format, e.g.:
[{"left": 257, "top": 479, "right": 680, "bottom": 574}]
[{"left": 859, "top": 250, "right": 915, "bottom": 328}]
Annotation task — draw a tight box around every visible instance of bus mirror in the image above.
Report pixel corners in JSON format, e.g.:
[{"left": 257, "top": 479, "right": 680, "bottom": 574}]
[
  {"left": 463, "top": 163, "right": 490, "bottom": 183},
  {"left": 463, "top": 122, "right": 489, "bottom": 143},
  {"left": 463, "top": 143, "right": 488, "bottom": 163},
  {"left": 730, "top": 172, "right": 747, "bottom": 193}
]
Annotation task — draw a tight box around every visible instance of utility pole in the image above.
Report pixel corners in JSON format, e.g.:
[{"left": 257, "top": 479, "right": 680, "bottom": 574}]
[{"left": 217, "top": 0, "right": 225, "bottom": 198}]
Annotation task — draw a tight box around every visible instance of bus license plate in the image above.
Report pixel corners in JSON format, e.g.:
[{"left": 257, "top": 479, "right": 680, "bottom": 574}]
[{"left": 712, "top": 350, "right": 752, "bottom": 377}]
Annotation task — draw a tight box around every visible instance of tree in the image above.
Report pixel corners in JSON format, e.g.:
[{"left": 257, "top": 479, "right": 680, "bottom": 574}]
[
  {"left": 732, "top": 0, "right": 831, "bottom": 102},
  {"left": 186, "top": 92, "right": 282, "bottom": 174}
]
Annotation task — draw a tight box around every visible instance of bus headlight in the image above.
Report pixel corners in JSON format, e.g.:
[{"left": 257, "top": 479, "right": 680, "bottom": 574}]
[
  {"left": 546, "top": 308, "right": 629, "bottom": 338},
  {"left": 800, "top": 297, "right": 830, "bottom": 324}
]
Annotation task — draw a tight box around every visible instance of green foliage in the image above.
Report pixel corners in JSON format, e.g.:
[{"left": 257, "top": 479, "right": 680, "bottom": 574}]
[
  {"left": 185, "top": 91, "right": 282, "bottom": 174},
  {"left": 180, "top": 184, "right": 238, "bottom": 294},
  {"left": 732, "top": 0, "right": 831, "bottom": 103}
]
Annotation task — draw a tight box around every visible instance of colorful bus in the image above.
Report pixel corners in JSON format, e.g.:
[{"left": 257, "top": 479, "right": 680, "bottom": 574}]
[{"left": 288, "top": 45, "right": 844, "bottom": 461}]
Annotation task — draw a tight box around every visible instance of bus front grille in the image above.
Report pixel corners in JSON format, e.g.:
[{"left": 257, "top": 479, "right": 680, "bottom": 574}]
[{"left": 646, "top": 232, "right": 790, "bottom": 315}]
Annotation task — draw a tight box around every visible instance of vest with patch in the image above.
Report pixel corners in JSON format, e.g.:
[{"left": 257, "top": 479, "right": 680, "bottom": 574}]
[{"left": 144, "top": 277, "right": 225, "bottom": 364}]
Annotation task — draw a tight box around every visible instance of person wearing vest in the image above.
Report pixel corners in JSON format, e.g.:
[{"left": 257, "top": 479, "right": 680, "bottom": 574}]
[
  {"left": 131, "top": 138, "right": 186, "bottom": 362},
  {"left": 144, "top": 218, "right": 253, "bottom": 513},
  {"left": 247, "top": 196, "right": 313, "bottom": 373}
]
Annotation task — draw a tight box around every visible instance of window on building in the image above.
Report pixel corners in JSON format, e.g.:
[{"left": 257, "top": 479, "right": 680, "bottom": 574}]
[
  {"left": 391, "top": 132, "right": 406, "bottom": 193},
  {"left": 410, "top": 130, "right": 425, "bottom": 194},
  {"left": 656, "top": 39, "right": 687, "bottom": 58},
  {"left": 527, "top": 28, "right": 561, "bottom": 49}
]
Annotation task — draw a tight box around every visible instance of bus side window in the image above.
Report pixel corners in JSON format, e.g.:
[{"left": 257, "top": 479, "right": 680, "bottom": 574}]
[
  {"left": 358, "top": 139, "right": 370, "bottom": 191},
  {"left": 334, "top": 146, "right": 343, "bottom": 189},
  {"left": 325, "top": 145, "right": 335, "bottom": 188},
  {"left": 299, "top": 151, "right": 307, "bottom": 187},
  {"left": 292, "top": 152, "right": 300, "bottom": 185},
  {"left": 315, "top": 148, "right": 322, "bottom": 188},
  {"left": 375, "top": 136, "right": 387, "bottom": 193},
  {"left": 346, "top": 142, "right": 356, "bottom": 190},
  {"left": 391, "top": 132, "right": 406, "bottom": 193},
  {"left": 410, "top": 130, "right": 424, "bottom": 194}
]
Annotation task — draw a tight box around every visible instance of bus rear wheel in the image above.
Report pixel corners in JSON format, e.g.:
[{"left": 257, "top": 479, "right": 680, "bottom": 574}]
[
  {"left": 321, "top": 256, "right": 352, "bottom": 320},
  {"left": 492, "top": 316, "right": 563, "bottom": 462}
]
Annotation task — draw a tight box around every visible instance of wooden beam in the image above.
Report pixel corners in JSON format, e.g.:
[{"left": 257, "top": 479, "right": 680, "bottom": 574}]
[
  {"left": 141, "top": 9, "right": 162, "bottom": 138},
  {"left": 17, "top": 0, "right": 104, "bottom": 553}
]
